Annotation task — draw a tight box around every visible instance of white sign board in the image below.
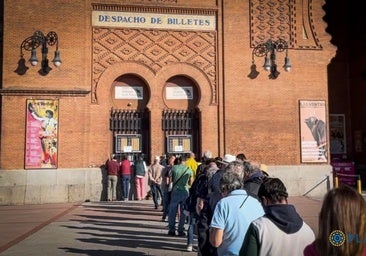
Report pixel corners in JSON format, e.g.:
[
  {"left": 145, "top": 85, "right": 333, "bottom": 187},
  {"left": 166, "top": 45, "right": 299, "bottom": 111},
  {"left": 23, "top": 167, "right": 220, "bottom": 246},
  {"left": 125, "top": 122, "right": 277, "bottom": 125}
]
[
  {"left": 115, "top": 86, "right": 143, "bottom": 99},
  {"left": 166, "top": 86, "right": 193, "bottom": 100},
  {"left": 92, "top": 11, "right": 216, "bottom": 31}
]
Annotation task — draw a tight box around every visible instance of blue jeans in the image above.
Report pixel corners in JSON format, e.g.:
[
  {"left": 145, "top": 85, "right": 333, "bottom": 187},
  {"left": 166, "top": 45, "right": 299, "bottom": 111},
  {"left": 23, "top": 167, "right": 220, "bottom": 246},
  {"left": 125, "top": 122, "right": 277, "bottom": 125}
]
[
  {"left": 162, "top": 186, "right": 170, "bottom": 219},
  {"left": 150, "top": 183, "right": 163, "bottom": 207},
  {"left": 168, "top": 190, "right": 189, "bottom": 233},
  {"left": 187, "top": 212, "right": 197, "bottom": 245},
  {"left": 121, "top": 175, "right": 131, "bottom": 200}
]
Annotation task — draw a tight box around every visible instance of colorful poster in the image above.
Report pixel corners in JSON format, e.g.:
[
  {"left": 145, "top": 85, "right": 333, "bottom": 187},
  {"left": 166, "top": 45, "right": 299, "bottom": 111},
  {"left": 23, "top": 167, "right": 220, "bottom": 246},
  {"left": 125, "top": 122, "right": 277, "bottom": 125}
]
[
  {"left": 329, "top": 114, "right": 346, "bottom": 154},
  {"left": 299, "top": 100, "right": 327, "bottom": 163},
  {"left": 25, "top": 99, "right": 58, "bottom": 169}
]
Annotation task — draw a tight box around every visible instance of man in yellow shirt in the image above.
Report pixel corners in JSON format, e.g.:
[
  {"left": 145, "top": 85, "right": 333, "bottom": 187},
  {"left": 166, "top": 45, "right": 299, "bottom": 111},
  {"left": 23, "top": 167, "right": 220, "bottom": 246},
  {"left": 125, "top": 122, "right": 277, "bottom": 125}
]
[{"left": 185, "top": 151, "right": 198, "bottom": 179}]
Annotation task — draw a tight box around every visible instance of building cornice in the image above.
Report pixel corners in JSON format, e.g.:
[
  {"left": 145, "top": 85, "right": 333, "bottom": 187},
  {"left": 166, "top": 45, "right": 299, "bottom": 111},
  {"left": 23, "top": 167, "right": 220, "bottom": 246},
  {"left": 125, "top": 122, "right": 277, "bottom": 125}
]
[{"left": 0, "top": 88, "right": 90, "bottom": 97}]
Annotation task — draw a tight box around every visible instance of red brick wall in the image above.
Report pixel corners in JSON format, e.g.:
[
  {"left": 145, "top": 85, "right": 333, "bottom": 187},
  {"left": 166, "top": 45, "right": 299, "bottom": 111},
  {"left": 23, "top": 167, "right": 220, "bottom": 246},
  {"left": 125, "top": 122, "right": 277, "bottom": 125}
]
[{"left": 1, "top": 0, "right": 335, "bottom": 169}]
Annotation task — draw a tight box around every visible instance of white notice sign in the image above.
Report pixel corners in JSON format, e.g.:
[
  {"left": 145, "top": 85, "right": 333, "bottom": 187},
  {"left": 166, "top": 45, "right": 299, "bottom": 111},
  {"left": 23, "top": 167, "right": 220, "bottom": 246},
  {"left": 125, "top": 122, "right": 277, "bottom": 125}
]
[
  {"left": 166, "top": 87, "right": 193, "bottom": 100},
  {"left": 115, "top": 86, "right": 143, "bottom": 99}
]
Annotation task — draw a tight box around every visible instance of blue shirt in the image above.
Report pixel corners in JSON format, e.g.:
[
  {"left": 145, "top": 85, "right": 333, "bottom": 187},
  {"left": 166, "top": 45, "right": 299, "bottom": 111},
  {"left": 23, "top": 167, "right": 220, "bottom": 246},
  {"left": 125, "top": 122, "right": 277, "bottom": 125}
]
[{"left": 210, "top": 189, "right": 265, "bottom": 256}]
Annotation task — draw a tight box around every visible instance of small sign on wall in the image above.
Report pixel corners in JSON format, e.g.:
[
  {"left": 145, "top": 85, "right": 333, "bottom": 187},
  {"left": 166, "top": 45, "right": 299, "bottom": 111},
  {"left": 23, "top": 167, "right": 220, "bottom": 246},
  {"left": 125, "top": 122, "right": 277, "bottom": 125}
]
[
  {"left": 166, "top": 86, "right": 193, "bottom": 100},
  {"left": 115, "top": 86, "right": 143, "bottom": 99}
]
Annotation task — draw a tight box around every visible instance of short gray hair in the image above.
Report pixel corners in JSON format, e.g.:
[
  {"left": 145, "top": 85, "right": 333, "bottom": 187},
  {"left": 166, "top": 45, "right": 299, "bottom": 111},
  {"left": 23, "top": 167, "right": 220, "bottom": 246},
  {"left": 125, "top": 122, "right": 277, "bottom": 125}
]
[
  {"left": 203, "top": 150, "right": 212, "bottom": 159},
  {"left": 220, "top": 169, "right": 243, "bottom": 194},
  {"left": 225, "top": 160, "right": 245, "bottom": 181}
]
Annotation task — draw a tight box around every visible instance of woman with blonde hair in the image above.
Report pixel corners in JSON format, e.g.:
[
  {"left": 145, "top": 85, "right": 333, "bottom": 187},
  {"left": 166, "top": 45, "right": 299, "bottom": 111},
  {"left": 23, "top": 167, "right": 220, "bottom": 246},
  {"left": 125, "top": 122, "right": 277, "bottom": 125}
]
[{"left": 304, "top": 185, "right": 366, "bottom": 256}]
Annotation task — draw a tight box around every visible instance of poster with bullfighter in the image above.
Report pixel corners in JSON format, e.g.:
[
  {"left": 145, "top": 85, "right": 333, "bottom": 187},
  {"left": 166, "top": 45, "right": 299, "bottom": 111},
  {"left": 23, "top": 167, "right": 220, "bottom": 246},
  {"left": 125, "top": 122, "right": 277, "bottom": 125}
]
[
  {"left": 299, "top": 100, "right": 327, "bottom": 163},
  {"left": 25, "top": 99, "right": 59, "bottom": 169}
]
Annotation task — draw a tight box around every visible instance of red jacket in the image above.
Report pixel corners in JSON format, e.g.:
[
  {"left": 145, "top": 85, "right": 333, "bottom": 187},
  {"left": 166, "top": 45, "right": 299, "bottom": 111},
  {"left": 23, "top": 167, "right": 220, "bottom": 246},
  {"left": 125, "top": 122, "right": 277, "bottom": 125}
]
[
  {"left": 107, "top": 159, "right": 120, "bottom": 175},
  {"left": 120, "top": 159, "right": 132, "bottom": 175}
]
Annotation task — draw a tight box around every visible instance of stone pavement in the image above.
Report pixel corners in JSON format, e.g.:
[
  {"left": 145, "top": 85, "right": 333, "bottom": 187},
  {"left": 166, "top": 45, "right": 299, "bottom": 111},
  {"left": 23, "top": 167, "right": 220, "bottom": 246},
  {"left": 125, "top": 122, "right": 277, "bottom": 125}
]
[{"left": 0, "top": 196, "right": 322, "bottom": 256}]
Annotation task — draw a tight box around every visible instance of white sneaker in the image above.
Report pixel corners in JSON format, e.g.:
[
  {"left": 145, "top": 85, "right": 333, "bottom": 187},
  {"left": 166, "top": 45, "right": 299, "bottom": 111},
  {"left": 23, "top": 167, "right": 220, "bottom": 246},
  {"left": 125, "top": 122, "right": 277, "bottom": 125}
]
[{"left": 187, "top": 244, "right": 193, "bottom": 252}]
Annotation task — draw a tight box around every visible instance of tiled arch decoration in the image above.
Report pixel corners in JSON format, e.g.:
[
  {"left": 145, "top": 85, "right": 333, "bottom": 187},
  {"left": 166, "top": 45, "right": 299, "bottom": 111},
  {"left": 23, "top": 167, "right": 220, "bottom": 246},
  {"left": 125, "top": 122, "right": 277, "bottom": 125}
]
[
  {"left": 92, "top": 4, "right": 217, "bottom": 104},
  {"left": 250, "top": 0, "right": 322, "bottom": 50}
]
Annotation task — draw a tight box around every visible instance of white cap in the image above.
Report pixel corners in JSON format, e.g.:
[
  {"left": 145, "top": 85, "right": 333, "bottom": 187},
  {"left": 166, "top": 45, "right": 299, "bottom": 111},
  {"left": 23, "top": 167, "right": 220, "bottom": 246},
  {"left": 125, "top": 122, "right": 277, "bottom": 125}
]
[{"left": 222, "top": 154, "right": 236, "bottom": 163}]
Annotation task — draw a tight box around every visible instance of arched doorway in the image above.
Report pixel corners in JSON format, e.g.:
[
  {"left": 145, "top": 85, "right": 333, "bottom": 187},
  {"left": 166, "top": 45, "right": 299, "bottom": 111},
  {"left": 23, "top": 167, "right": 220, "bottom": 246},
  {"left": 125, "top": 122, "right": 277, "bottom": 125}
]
[
  {"left": 109, "top": 74, "right": 151, "bottom": 162},
  {"left": 162, "top": 75, "right": 201, "bottom": 158}
]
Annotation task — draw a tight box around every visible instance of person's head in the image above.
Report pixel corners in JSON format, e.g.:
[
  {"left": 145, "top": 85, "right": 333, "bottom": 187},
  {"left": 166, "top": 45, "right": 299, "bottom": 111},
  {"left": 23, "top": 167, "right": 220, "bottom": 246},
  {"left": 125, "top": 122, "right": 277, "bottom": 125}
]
[
  {"left": 205, "top": 158, "right": 217, "bottom": 166},
  {"left": 45, "top": 110, "right": 54, "bottom": 118},
  {"left": 154, "top": 155, "right": 160, "bottom": 163},
  {"left": 202, "top": 150, "right": 213, "bottom": 161},
  {"left": 236, "top": 153, "right": 247, "bottom": 162},
  {"left": 219, "top": 165, "right": 244, "bottom": 196},
  {"left": 316, "top": 185, "right": 366, "bottom": 256},
  {"left": 188, "top": 151, "right": 195, "bottom": 159},
  {"left": 205, "top": 159, "right": 219, "bottom": 178},
  {"left": 243, "top": 161, "right": 262, "bottom": 180},
  {"left": 215, "top": 156, "right": 223, "bottom": 168},
  {"left": 224, "top": 160, "right": 245, "bottom": 181},
  {"left": 174, "top": 155, "right": 187, "bottom": 165},
  {"left": 168, "top": 154, "right": 176, "bottom": 165},
  {"left": 258, "top": 177, "right": 288, "bottom": 205},
  {"left": 218, "top": 154, "right": 236, "bottom": 169}
]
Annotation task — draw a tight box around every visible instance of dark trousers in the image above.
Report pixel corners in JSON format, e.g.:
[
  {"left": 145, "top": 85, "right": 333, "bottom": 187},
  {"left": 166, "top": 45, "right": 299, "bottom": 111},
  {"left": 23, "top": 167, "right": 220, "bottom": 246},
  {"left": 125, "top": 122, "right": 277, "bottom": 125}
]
[
  {"left": 162, "top": 188, "right": 171, "bottom": 219},
  {"left": 197, "top": 206, "right": 217, "bottom": 256},
  {"left": 150, "top": 183, "right": 163, "bottom": 207}
]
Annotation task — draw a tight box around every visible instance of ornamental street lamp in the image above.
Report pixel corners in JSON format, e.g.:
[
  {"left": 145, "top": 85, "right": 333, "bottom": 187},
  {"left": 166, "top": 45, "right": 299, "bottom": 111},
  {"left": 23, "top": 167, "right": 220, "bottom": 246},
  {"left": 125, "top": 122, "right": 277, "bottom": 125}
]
[
  {"left": 249, "top": 38, "right": 291, "bottom": 79},
  {"left": 16, "top": 31, "right": 61, "bottom": 75}
]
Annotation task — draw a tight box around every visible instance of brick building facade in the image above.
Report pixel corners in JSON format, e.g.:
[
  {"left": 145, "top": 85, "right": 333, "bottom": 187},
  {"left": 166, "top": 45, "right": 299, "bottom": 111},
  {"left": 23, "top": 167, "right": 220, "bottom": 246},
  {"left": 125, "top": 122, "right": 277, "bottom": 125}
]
[{"left": 0, "top": 0, "right": 345, "bottom": 204}]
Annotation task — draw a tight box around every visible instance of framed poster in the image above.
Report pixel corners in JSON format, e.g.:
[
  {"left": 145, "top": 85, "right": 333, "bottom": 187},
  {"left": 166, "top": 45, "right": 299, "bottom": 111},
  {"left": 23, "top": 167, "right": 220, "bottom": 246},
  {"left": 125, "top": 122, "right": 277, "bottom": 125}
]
[
  {"left": 25, "top": 99, "right": 59, "bottom": 169},
  {"left": 329, "top": 114, "right": 346, "bottom": 154},
  {"left": 115, "top": 134, "right": 142, "bottom": 153},
  {"left": 167, "top": 135, "right": 192, "bottom": 153},
  {"left": 299, "top": 100, "right": 327, "bottom": 163}
]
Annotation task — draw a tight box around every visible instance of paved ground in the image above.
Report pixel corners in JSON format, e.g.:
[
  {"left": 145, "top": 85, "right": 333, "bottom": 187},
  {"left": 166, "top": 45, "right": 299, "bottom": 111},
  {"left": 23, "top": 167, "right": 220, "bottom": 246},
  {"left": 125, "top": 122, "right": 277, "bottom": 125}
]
[{"left": 0, "top": 196, "right": 322, "bottom": 256}]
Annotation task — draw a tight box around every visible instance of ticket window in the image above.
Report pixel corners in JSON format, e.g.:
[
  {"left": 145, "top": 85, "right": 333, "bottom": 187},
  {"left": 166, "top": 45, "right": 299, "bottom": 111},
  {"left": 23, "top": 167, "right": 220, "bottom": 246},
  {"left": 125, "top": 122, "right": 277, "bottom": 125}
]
[{"left": 166, "top": 135, "right": 192, "bottom": 156}]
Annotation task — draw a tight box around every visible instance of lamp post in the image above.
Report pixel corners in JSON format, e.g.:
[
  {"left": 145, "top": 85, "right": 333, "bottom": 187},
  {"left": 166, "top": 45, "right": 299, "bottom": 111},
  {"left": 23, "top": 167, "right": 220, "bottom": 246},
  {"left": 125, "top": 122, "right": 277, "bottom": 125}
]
[
  {"left": 19, "top": 31, "right": 61, "bottom": 75},
  {"left": 250, "top": 38, "right": 291, "bottom": 79}
]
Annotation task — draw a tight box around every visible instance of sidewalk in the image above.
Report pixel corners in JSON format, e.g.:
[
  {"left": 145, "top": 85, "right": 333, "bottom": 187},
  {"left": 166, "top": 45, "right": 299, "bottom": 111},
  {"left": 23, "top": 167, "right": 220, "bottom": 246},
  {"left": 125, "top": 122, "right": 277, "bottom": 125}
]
[{"left": 0, "top": 196, "right": 322, "bottom": 256}]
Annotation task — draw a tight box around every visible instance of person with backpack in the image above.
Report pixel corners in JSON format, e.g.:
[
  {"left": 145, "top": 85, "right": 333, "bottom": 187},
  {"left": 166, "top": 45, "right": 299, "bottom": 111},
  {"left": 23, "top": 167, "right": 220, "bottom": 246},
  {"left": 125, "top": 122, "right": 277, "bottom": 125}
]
[
  {"left": 134, "top": 154, "right": 147, "bottom": 201},
  {"left": 195, "top": 157, "right": 219, "bottom": 256},
  {"left": 185, "top": 153, "right": 216, "bottom": 252},
  {"left": 243, "top": 161, "right": 267, "bottom": 199}
]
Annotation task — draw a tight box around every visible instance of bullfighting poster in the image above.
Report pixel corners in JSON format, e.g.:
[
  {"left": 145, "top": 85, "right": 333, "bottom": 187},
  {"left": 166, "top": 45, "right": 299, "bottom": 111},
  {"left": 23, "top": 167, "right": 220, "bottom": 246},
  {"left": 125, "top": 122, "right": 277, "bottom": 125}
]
[
  {"left": 299, "top": 100, "right": 328, "bottom": 163},
  {"left": 25, "top": 99, "right": 58, "bottom": 169}
]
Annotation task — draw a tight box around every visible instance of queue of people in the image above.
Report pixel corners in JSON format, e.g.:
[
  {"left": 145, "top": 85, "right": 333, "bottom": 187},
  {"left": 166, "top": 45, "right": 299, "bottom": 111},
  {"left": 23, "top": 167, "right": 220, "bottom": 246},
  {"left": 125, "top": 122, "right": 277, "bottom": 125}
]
[
  {"left": 105, "top": 153, "right": 147, "bottom": 202},
  {"left": 106, "top": 151, "right": 366, "bottom": 256}
]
